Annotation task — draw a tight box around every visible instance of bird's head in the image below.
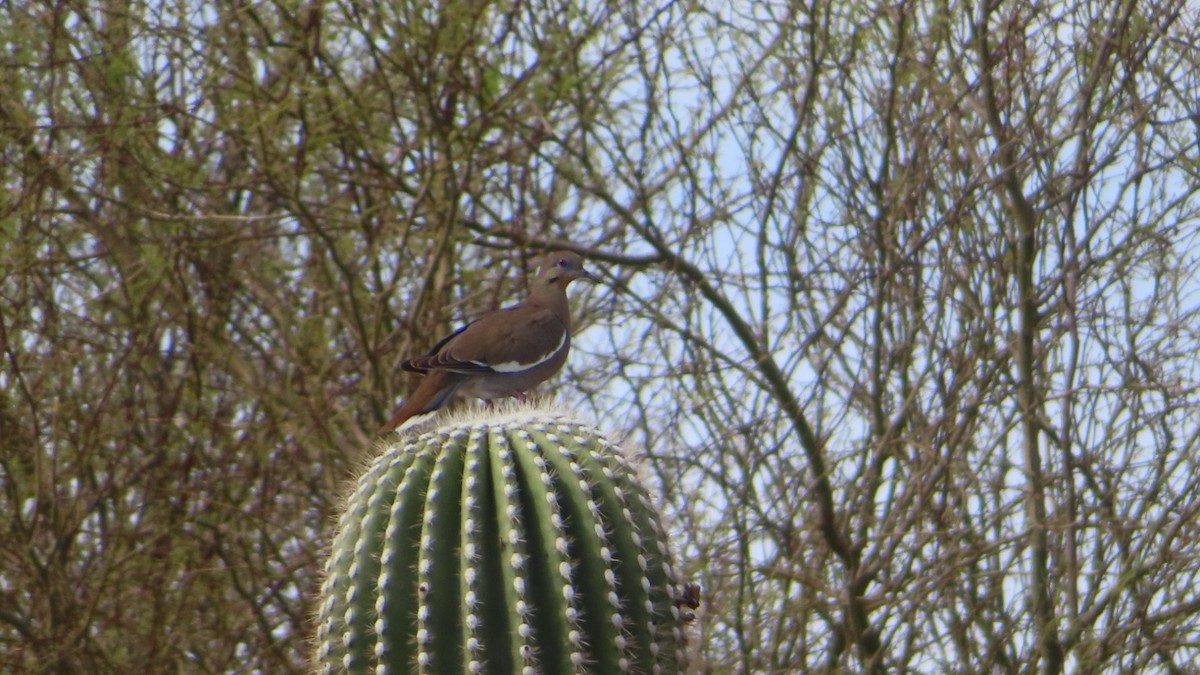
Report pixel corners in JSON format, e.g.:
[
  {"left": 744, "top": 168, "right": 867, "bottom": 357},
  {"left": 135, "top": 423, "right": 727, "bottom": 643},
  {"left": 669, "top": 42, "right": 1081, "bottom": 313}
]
[{"left": 540, "top": 250, "right": 601, "bottom": 286}]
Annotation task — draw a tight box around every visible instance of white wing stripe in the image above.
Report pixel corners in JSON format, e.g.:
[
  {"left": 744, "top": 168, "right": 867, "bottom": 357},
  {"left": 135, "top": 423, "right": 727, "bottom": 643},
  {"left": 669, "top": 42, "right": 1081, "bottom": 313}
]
[{"left": 486, "top": 331, "right": 567, "bottom": 373}]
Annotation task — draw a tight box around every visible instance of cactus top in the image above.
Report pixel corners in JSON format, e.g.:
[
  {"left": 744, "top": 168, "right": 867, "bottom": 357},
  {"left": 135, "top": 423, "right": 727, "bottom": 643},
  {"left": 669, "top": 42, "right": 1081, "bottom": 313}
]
[{"left": 318, "top": 404, "right": 688, "bottom": 674}]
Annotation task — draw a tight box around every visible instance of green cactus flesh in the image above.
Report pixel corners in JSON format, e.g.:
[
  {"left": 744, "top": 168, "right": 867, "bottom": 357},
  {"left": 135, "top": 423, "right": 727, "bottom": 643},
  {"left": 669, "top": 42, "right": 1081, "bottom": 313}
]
[{"left": 316, "top": 410, "right": 685, "bottom": 674}]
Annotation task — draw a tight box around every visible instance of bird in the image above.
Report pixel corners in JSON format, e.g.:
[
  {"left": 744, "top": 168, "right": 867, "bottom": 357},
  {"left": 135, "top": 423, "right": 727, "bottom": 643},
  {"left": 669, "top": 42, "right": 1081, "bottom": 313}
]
[{"left": 380, "top": 250, "right": 600, "bottom": 433}]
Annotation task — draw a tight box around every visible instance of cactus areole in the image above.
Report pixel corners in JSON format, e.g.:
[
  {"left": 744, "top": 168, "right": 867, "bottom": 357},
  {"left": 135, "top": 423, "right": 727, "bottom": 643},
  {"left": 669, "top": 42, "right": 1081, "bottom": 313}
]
[{"left": 316, "top": 407, "right": 687, "bottom": 674}]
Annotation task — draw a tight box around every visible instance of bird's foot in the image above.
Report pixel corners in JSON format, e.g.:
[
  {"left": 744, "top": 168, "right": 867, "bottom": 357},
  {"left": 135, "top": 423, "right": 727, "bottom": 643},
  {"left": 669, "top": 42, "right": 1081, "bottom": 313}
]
[{"left": 483, "top": 392, "right": 529, "bottom": 409}]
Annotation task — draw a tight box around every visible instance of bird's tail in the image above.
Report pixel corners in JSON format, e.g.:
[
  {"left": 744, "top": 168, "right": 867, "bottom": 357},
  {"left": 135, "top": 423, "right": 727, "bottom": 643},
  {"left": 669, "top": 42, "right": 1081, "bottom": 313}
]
[{"left": 379, "top": 371, "right": 464, "bottom": 433}]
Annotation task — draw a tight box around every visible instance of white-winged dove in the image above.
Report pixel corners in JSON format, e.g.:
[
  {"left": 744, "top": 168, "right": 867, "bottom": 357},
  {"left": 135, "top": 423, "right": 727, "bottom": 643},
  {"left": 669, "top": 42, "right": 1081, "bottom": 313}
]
[{"left": 380, "top": 250, "right": 599, "bottom": 433}]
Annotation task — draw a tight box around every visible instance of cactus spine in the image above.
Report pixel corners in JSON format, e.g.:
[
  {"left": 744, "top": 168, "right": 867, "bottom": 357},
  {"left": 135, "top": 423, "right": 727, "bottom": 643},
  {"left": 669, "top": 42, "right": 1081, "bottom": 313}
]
[{"left": 316, "top": 409, "right": 686, "bottom": 674}]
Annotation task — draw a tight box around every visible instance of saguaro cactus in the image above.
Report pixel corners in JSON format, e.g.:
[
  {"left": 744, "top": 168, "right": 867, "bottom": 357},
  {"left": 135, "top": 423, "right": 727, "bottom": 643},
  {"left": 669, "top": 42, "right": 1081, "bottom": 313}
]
[{"left": 315, "top": 407, "right": 687, "bottom": 674}]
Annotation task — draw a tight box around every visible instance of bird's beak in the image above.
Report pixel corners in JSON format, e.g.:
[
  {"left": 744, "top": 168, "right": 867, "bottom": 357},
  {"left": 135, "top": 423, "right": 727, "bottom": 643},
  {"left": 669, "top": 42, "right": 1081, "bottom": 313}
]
[{"left": 578, "top": 268, "right": 602, "bottom": 284}]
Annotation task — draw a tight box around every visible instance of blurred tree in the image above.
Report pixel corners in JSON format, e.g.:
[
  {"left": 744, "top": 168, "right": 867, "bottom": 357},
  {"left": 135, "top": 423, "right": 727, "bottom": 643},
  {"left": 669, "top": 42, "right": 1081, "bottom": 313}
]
[{"left": 2, "top": 0, "right": 1199, "bottom": 673}]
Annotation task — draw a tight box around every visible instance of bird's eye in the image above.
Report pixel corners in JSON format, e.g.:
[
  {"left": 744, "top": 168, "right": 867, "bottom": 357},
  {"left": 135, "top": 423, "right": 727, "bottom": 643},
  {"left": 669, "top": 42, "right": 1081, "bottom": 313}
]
[{"left": 558, "top": 258, "right": 570, "bottom": 268}]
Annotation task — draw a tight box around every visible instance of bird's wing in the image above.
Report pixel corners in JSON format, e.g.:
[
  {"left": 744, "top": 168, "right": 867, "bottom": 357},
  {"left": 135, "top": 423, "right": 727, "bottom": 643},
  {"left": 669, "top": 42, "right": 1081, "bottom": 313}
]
[
  {"left": 404, "top": 306, "right": 567, "bottom": 375},
  {"left": 400, "top": 320, "right": 475, "bottom": 374}
]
